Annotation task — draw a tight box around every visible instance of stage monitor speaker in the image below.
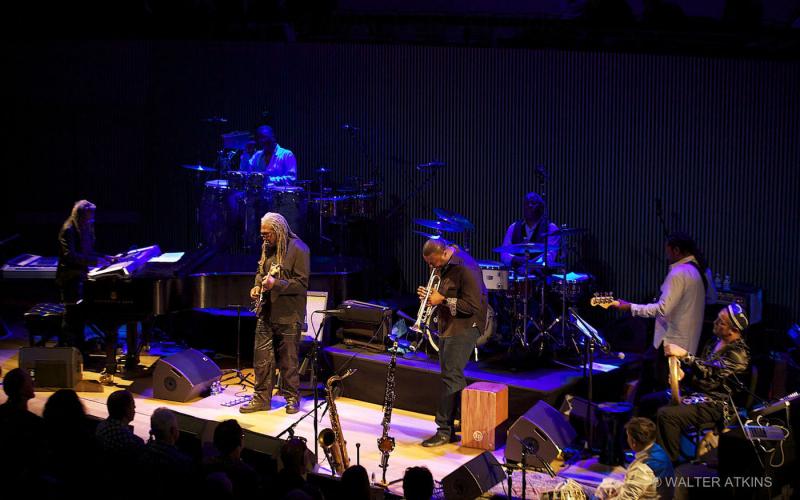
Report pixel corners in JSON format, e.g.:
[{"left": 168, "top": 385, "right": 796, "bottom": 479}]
[
  {"left": 506, "top": 400, "right": 577, "bottom": 465},
  {"left": 153, "top": 348, "right": 222, "bottom": 402},
  {"left": 18, "top": 346, "right": 82, "bottom": 388},
  {"left": 442, "top": 451, "right": 506, "bottom": 500}
]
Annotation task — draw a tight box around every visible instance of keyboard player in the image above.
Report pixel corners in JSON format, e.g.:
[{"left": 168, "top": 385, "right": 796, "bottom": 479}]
[{"left": 55, "top": 200, "right": 112, "bottom": 352}]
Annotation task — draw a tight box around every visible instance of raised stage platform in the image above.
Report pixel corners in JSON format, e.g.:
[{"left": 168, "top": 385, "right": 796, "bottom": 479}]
[{"left": 324, "top": 343, "right": 639, "bottom": 424}]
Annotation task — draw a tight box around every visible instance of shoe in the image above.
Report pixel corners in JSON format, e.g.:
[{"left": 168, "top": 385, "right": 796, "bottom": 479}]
[
  {"left": 99, "top": 370, "right": 114, "bottom": 386},
  {"left": 285, "top": 398, "right": 300, "bottom": 414},
  {"left": 421, "top": 432, "right": 453, "bottom": 447},
  {"left": 239, "top": 399, "right": 271, "bottom": 413}
]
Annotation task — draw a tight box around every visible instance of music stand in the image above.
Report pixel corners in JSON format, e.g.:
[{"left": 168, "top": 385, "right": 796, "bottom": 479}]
[{"left": 220, "top": 304, "right": 254, "bottom": 388}]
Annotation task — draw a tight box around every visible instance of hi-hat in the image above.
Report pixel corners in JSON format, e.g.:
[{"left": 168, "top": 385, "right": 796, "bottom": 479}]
[
  {"left": 180, "top": 163, "right": 217, "bottom": 173},
  {"left": 434, "top": 208, "right": 475, "bottom": 231},
  {"left": 414, "top": 218, "right": 463, "bottom": 233},
  {"left": 493, "top": 242, "right": 546, "bottom": 255}
]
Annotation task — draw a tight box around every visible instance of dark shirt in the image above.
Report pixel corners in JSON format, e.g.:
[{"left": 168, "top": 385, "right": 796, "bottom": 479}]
[
  {"left": 687, "top": 337, "right": 750, "bottom": 399},
  {"left": 56, "top": 221, "right": 96, "bottom": 286},
  {"left": 436, "top": 247, "right": 488, "bottom": 338},
  {"left": 0, "top": 401, "right": 45, "bottom": 481},
  {"left": 139, "top": 440, "right": 196, "bottom": 495},
  {"left": 204, "top": 455, "right": 260, "bottom": 498},
  {"left": 254, "top": 237, "right": 310, "bottom": 325}
]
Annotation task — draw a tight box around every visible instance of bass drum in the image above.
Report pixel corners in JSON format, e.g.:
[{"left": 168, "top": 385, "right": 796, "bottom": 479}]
[
  {"left": 200, "top": 179, "right": 239, "bottom": 248},
  {"left": 476, "top": 304, "right": 496, "bottom": 347}
]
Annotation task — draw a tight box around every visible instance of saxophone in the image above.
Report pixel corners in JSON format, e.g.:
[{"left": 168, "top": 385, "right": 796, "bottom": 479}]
[
  {"left": 318, "top": 369, "right": 355, "bottom": 476},
  {"left": 377, "top": 341, "right": 399, "bottom": 485}
]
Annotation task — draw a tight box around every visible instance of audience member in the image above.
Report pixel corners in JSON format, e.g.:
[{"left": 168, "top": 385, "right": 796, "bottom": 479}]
[
  {"left": 341, "top": 464, "right": 371, "bottom": 500},
  {"left": 0, "top": 368, "right": 44, "bottom": 484},
  {"left": 403, "top": 466, "right": 434, "bottom": 500},
  {"left": 204, "top": 419, "right": 260, "bottom": 498},
  {"left": 274, "top": 436, "right": 321, "bottom": 500},
  {"left": 95, "top": 389, "right": 144, "bottom": 461},
  {"left": 42, "top": 389, "right": 97, "bottom": 491},
  {"left": 139, "top": 407, "right": 196, "bottom": 498}
]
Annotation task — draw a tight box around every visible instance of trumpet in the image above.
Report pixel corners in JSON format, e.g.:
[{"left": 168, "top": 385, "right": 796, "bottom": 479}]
[{"left": 411, "top": 268, "right": 441, "bottom": 352}]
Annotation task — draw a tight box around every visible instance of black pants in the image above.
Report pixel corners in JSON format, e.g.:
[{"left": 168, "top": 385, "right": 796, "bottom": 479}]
[
  {"left": 656, "top": 401, "right": 723, "bottom": 462},
  {"left": 253, "top": 318, "right": 300, "bottom": 403},
  {"left": 435, "top": 327, "right": 480, "bottom": 435},
  {"left": 59, "top": 277, "right": 84, "bottom": 349}
]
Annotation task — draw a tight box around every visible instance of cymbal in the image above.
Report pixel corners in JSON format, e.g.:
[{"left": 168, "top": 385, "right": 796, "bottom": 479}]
[
  {"left": 546, "top": 226, "right": 588, "bottom": 236},
  {"left": 413, "top": 230, "right": 446, "bottom": 240},
  {"left": 493, "top": 242, "right": 546, "bottom": 255},
  {"left": 434, "top": 208, "right": 475, "bottom": 231},
  {"left": 414, "top": 218, "right": 463, "bottom": 233},
  {"left": 180, "top": 163, "right": 217, "bottom": 173},
  {"left": 315, "top": 167, "right": 331, "bottom": 174}
]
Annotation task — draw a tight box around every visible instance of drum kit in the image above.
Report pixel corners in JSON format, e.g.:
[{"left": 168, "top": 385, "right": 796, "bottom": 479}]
[{"left": 180, "top": 161, "right": 381, "bottom": 252}]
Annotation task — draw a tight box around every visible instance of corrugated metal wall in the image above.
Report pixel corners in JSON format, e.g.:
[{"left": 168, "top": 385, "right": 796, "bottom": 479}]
[{"left": 6, "top": 41, "right": 799, "bottom": 318}]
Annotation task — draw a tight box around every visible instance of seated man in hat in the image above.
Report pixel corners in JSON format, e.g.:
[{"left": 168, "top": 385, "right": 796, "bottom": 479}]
[{"left": 656, "top": 303, "right": 751, "bottom": 462}]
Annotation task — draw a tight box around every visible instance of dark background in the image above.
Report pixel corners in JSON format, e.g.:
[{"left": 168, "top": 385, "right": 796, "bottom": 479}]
[{"left": 2, "top": 5, "right": 799, "bottom": 324}]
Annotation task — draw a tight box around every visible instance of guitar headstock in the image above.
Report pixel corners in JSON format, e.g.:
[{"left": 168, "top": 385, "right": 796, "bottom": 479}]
[
  {"left": 268, "top": 263, "right": 281, "bottom": 276},
  {"left": 590, "top": 292, "right": 618, "bottom": 309}
]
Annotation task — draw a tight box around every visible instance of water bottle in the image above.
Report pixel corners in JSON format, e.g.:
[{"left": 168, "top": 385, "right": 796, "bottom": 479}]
[
  {"left": 714, "top": 272, "right": 722, "bottom": 290},
  {"left": 723, "top": 274, "right": 731, "bottom": 291}
]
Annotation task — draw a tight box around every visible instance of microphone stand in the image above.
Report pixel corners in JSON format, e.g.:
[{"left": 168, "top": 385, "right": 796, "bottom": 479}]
[
  {"left": 220, "top": 304, "right": 254, "bottom": 388},
  {"left": 276, "top": 396, "right": 328, "bottom": 439}
]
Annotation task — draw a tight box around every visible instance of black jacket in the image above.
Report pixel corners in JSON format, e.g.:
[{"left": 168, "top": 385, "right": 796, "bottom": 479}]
[
  {"left": 686, "top": 337, "right": 750, "bottom": 400},
  {"left": 254, "top": 237, "right": 310, "bottom": 325},
  {"left": 436, "top": 248, "right": 488, "bottom": 338},
  {"left": 55, "top": 222, "right": 96, "bottom": 287}
]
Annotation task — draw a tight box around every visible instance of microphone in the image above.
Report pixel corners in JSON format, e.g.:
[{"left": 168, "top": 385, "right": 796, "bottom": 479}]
[
  {"left": 416, "top": 161, "right": 447, "bottom": 170},
  {"left": 341, "top": 124, "right": 361, "bottom": 132},
  {"left": 316, "top": 309, "right": 345, "bottom": 315}
]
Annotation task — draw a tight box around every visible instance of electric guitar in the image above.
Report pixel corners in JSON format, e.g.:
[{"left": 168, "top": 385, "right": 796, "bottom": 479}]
[
  {"left": 590, "top": 292, "right": 619, "bottom": 309},
  {"left": 252, "top": 263, "right": 280, "bottom": 314}
]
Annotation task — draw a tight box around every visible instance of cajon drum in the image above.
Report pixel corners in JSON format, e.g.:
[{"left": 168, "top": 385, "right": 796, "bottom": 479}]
[{"left": 461, "top": 381, "right": 508, "bottom": 450}]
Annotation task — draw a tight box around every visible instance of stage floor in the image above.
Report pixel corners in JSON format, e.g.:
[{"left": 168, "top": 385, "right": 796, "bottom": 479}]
[{"left": 0, "top": 334, "right": 624, "bottom": 498}]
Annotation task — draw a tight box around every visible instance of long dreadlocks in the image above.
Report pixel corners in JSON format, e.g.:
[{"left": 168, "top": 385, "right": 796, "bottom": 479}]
[{"left": 258, "top": 212, "right": 297, "bottom": 269}]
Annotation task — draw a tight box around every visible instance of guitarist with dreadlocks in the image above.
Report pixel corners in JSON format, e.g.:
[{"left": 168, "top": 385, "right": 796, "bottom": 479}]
[{"left": 240, "top": 212, "right": 310, "bottom": 415}]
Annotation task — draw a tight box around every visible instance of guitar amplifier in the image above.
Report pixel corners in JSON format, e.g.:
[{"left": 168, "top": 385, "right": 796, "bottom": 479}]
[
  {"left": 716, "top": 284, "right": 763, "bottom": 324},
  {"left": 336, "top": 300, "right": 392, "bottom": 351}
]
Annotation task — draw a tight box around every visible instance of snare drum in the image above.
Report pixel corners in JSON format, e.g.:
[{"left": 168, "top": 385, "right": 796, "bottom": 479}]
[
  {"left": 477, "top": 260, "right": 509, "bottom": 291},
  {"left": 548, "top": 272, "right": 593, "bottom": 302}
]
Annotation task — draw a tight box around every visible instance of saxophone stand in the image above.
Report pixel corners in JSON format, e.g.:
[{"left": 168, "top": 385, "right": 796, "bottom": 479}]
[{"left": 220, "top": 304, "right": 255, "bottom": 388}]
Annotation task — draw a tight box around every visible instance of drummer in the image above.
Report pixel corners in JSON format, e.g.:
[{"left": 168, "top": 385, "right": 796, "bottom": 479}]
[
  {"left": 239, "top": 125, "right": 297, "bottom": 185},
  {"left": 499, "top": 192, "right": 560, "bottom": 271}
]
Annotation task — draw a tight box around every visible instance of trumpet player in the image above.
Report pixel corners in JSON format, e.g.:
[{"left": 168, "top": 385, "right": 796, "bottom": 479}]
[{"left": 416, "top": 239, "right": 487, "bottom": 447}]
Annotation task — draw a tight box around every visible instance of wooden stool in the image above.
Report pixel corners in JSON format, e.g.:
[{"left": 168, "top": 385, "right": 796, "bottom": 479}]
[{"left": 461, "top": 381, "right": 508, "bottom": 450}]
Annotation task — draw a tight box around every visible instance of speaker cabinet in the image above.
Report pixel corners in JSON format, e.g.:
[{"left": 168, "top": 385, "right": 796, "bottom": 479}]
[
  {"left": 506, "top": 400, "right": 577, "bottom": 465},
  {"left": 18, "top": 346, "right": 82, "bottom": 388},
  {"left": 153, "top": 348, "right": 222, "bottom": 402},
  {"left": 442, "top": 451, "right": 506, "bottom": 500}
]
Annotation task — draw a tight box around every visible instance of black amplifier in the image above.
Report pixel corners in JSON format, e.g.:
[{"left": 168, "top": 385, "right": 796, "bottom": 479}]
[{"left": 336, "top": 300, "right": 392, "bottom": 351}]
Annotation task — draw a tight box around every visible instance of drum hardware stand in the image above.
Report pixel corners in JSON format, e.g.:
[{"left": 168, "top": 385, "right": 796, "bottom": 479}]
[{"left": 220, "top": 304, "right": 255, "bottom": 388}]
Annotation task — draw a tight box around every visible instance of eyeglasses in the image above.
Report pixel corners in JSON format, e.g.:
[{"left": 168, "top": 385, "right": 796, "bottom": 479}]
[{"left": 261, "top": 232, "right": 276, "bottom": 239}]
